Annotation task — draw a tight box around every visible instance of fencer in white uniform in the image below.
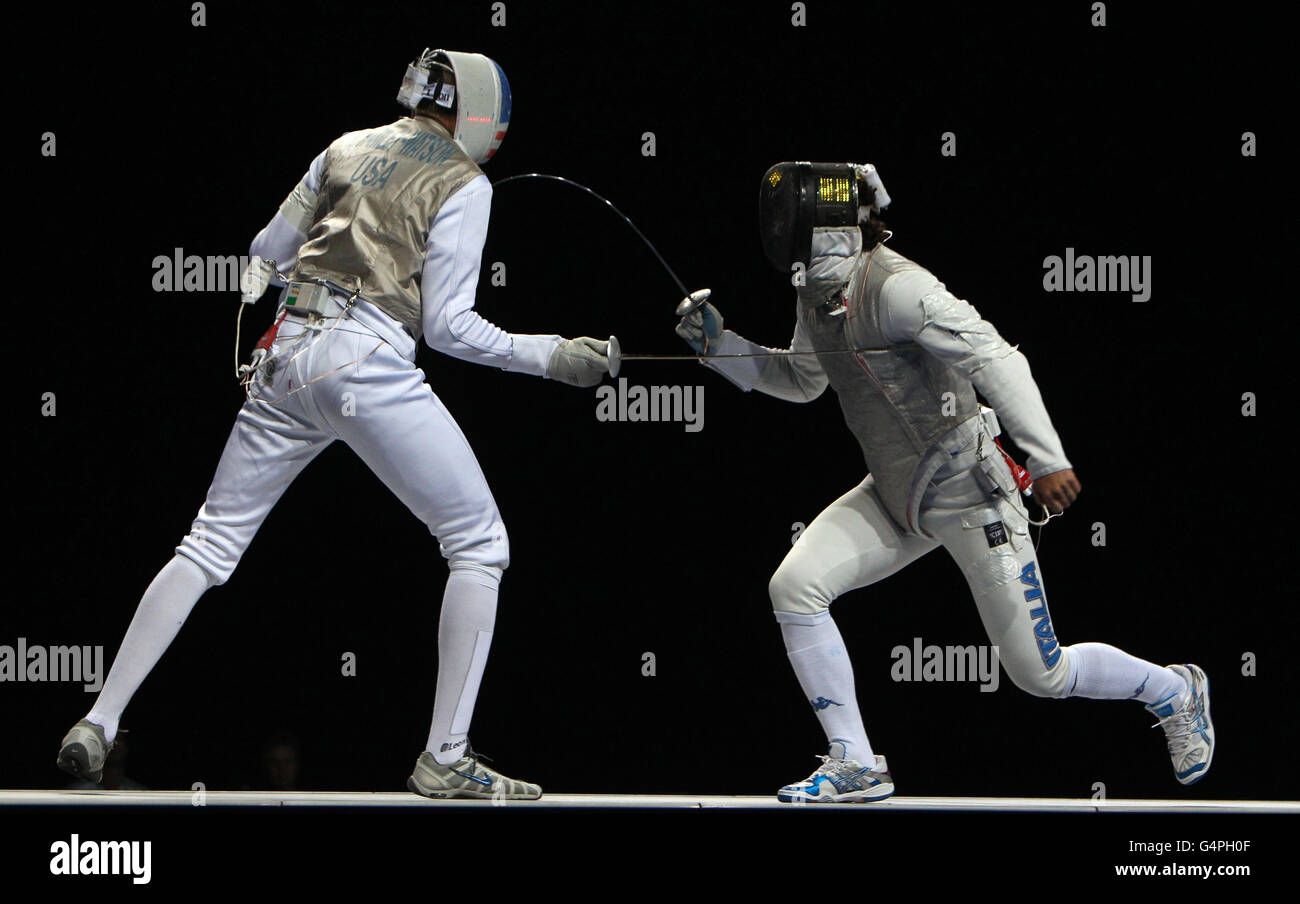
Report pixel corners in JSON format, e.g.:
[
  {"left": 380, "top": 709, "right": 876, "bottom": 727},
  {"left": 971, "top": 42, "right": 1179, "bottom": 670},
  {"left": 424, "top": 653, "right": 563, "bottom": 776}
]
[
  {"left": 56, "top": 49, "right": 609, "bottom": 800},
  {"left": 676, "top": 161, "right": 1215, "bottom": 802}
]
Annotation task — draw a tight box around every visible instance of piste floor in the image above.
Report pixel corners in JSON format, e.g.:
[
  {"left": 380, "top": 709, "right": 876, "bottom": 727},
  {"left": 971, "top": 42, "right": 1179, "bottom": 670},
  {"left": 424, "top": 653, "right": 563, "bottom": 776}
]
[{"left": 2, "top": 791, "right": 1294, "bottom": 812}]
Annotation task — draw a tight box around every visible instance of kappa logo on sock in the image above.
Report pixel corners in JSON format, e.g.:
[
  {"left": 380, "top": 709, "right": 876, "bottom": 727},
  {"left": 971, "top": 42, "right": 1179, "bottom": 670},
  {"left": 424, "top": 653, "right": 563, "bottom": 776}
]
[{"left": 809, "top": 697, "right": 844, "bottom": 711}]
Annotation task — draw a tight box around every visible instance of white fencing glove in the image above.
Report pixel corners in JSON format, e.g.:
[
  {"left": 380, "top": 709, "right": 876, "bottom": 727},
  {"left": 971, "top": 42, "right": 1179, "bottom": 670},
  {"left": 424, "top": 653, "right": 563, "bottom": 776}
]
[
  {"left": 675, "top": 301, "right": 724, "bottom": 355},
  {"left": 546, "top": 337, "right": 610, "bottom": 387}
]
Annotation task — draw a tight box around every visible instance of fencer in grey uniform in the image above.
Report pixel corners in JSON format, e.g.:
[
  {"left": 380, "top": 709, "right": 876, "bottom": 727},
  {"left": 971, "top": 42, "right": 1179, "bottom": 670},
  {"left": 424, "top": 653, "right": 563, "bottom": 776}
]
[
  {"left": 56, "top": 49, "right": 611, "bottom": 800},
  {"left": 677, "top": 162, "right": 1214, "bottom": 802}
]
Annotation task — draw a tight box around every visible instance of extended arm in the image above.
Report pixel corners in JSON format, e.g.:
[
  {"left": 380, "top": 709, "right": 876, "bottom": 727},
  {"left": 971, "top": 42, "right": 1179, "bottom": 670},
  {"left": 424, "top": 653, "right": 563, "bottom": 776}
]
[
  {"left": 421, "top": 175, "right": 561, "bottom": 374},
  {"left": 681, "top": 228, "right": 852, "bottom": 401},
  {"left": 701, "top": 318, "right": 828, "bottom": 402},
  {"left": 880, "top": 269, "right": 1073, "bottom": 479}
]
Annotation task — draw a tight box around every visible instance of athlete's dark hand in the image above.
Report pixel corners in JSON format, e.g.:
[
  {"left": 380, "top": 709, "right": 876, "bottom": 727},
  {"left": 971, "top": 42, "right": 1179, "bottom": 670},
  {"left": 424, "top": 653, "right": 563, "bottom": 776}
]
[{"left": 1032, "top": 469, "right": 1081, "bottom": 514}]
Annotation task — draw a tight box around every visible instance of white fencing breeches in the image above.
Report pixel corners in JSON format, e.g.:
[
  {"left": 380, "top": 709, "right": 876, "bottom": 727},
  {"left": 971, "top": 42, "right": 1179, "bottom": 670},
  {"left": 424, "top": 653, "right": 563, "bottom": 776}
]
[
  {"left": 770, "top": 470, "right": 1075, "bottom": 699},
  {"left": 176, "top": 311, "right": 509, "bottom": 585},
  {"left": 85, "top": 309, "right": 510, "bottom": 747}
]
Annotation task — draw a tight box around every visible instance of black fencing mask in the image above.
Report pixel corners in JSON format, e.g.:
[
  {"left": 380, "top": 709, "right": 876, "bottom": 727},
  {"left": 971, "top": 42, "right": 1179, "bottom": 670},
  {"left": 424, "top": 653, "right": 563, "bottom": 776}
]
[{"left": 758, "top": 162, "right": 891, "bottom": 273}]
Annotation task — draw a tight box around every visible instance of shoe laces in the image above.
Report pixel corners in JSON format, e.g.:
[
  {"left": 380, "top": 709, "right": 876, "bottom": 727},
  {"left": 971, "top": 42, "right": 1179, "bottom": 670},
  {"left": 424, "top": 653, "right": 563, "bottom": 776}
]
[
  {"left": 450, "top": 746, "right": 497, "bottom": 782},
  {"left": 808, "top": 755, "right": 861, "bottom": 781},
  {"left": 1151, "top": 697, "right": 1199, "bottom": 754}
]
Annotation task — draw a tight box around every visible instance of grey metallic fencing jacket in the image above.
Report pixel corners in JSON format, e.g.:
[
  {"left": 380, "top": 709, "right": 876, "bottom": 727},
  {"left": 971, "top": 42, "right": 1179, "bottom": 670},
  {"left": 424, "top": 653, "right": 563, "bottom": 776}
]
[{"left": 706, "top": 241, "right": 1072, "bottom": 535}]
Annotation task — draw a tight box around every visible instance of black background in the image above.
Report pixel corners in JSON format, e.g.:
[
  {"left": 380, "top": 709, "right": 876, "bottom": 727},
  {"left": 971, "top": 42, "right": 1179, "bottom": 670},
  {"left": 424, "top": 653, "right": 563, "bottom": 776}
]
[{"left": 4, "top": 0, "right": 1295, "bottom": 884}]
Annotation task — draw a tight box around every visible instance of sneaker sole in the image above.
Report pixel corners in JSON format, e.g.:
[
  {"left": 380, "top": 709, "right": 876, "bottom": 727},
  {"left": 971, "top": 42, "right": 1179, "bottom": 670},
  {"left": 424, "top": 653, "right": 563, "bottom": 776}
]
[
  {"left": 57, "top": 744, "right": 102, "bottom": 784},
  {"left": 777, "top": 785, "right": 895, "bottom": 803},
  {"left": 406, "top": 776, "right": 540, "bottom": 801}
]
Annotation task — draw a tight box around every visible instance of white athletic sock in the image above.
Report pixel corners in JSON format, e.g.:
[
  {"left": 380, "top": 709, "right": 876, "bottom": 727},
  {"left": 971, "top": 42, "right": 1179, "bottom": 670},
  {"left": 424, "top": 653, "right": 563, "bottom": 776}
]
[
  {"left": 780, "top": 618, "right": 875, "bottom": 765},
  {"left": 86, "top": 554, "right": 213, "bottom": 743},
  {"left": 1065, "top": 642, "right": 1187, "bottom": 704},
  {"left": 426, "top": 569, "right": 499, "bottom": 765}
]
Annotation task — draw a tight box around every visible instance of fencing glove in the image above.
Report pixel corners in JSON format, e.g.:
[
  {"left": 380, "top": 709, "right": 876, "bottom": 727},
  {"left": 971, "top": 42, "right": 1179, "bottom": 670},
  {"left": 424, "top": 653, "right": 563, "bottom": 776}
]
[{"left": 546, "top": 337, "right": 610, "bottom": 387}]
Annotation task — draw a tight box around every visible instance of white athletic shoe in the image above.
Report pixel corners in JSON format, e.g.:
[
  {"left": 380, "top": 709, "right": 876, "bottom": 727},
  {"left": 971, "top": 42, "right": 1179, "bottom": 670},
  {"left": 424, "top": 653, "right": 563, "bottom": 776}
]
[
  {"left": 777, "top": 753, "right": 894, "bottom": 803},
  {"left": 1146, "top": 663, "right": 1214, "bottom": 786},
  {"left": 56, "top": 719, "right": 114, "bottom": 784},
  {"left": 406, "top": 749, "right": 542, "bottom": 800}
]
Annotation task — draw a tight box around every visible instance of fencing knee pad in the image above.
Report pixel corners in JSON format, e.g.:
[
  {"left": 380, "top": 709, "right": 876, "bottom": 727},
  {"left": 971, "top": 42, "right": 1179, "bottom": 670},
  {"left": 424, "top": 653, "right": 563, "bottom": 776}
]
[
  {"left": 441, "top": 517, "right": 510, "bottom": 576},
  {"left": 768, "top": 560, "right": 834, "bottom": 623},
  {"left": 175, "top": 518, "right": 242, "bottom": 586},
  {"left": 1003, "top": 644, "right": 1076, "bottom": 699}
]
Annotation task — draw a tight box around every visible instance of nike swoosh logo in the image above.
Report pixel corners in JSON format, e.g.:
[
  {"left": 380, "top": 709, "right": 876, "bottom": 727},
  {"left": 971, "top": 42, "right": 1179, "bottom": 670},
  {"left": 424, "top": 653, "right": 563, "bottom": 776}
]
[{"left": 452, "top": 768, "right": 492, "bottom": 786}]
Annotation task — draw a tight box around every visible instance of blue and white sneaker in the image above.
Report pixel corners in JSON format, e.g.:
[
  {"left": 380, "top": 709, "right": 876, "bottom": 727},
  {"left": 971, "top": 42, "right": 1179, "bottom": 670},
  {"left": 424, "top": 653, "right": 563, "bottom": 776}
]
[
  {"left": 1145, "top": 663, "right": 1214, "bottom": 786},
  {"left": 777, "top": 752, "right": 894, "bottom": 803}
]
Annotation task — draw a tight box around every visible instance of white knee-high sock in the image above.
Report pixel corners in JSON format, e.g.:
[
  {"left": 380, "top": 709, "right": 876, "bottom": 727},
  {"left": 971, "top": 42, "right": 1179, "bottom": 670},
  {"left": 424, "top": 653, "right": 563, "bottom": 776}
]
[
  {"left": 426, "top": 569, "right": 499, "bottom": 764},
  {"left": 780, "top": 618, "right": 875, "bottom": 765},
  {"left": 86, "top": 554, "right": 214, "bottom": 743},
  {"left": 1065, "top": 642, "right": 1187, "bottom": 704}
]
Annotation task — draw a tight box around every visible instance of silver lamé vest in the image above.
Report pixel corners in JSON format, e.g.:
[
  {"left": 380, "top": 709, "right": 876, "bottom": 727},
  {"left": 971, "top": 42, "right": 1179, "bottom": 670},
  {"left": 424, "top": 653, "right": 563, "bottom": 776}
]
[
  {"left": 798, "top": 245, "right": 981, "bottom": 534},
  {"left": 292, "top": 117, "right": 482, "bottom": 341}
]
